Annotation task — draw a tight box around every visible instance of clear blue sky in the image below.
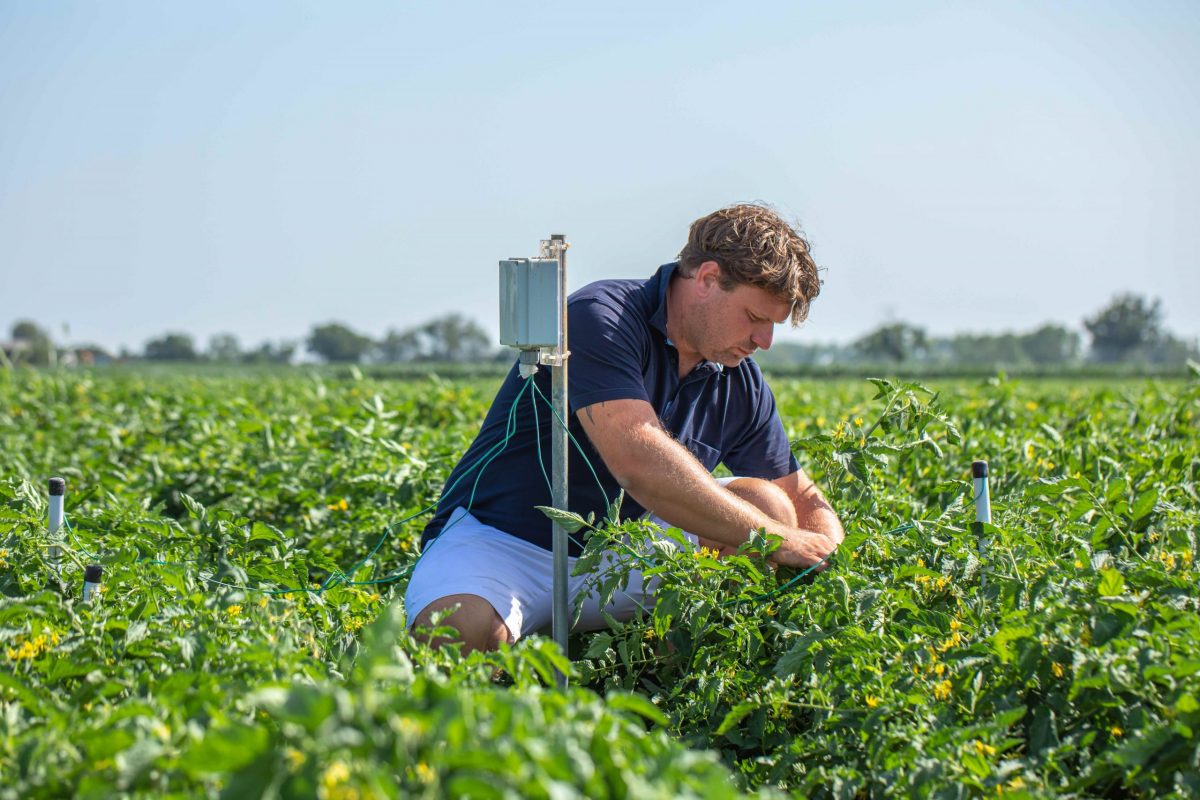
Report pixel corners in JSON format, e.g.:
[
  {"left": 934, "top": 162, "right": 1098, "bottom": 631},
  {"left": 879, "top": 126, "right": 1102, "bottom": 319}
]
[{"left": 2, "top": 1, "right": 1197, "bottom": 354}]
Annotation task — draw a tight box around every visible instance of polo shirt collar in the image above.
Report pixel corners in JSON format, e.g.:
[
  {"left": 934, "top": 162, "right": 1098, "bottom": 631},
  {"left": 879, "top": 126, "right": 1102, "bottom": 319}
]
[
  {"left": 648, "top": 262, "right": 724, "bottom": 375},
  {"left": 648, "top": 262, "right": 676, "bottom": 337}
]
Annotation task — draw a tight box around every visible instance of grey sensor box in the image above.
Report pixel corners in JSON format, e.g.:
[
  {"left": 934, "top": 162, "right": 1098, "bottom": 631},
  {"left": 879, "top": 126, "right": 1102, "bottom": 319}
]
[{"left": 499, "top": 258, "right": 560, "bottom": 348}]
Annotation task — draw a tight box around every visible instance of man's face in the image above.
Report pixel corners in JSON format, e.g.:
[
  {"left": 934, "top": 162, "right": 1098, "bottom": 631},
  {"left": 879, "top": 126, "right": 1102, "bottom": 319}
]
[{"left": 684, "top": 268, "right": 792, "bottom": 368}]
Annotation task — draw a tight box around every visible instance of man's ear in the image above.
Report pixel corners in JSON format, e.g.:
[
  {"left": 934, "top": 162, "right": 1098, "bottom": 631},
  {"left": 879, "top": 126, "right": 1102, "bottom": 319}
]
[{"left": 694, "top": 260, "right": 723, "bottom": 294}]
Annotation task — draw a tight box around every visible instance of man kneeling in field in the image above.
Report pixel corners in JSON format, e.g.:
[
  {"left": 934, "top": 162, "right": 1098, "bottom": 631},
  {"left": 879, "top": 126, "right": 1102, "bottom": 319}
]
[{"left": 406, "top": 204, "right": 844, "bottom": 652}]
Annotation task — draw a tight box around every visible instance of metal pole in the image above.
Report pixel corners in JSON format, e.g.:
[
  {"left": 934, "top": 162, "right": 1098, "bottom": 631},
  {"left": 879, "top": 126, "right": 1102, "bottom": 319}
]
[{"left": 549, "top": 234, "right": 570, "bottom": 688}]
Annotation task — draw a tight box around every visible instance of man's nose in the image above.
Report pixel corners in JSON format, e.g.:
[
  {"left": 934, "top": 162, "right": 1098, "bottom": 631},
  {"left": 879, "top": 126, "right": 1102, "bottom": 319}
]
[{"left": 751, "top": 324, "right": 774, "bottom": 351}]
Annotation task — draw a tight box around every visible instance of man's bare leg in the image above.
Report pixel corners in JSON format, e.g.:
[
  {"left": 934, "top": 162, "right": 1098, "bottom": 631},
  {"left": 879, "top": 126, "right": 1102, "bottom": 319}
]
[
  {"left": 698, "top": 477, "right": 798, "bottom": 555},
  {"left": 411, "top": 593, "right": 512, "bottom": 654}
]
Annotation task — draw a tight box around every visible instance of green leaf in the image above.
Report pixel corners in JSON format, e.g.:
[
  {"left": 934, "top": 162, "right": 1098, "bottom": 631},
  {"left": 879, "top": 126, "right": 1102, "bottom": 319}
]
[
  {"left": 1098, "top": 568, "right": 1126, "bottom": 597},
  {"left": 607, "top": 691, "right": 669, "bottom": 727},
  {"left": 584, "top": 633, "right": 613, "bottom": 660},
  {"left": 1130, "top": 489, "right": 1158, "bottom": 528},
  {"left": 534, "top": 505, "right": 589, "bottom": 534},
  {"left": 716, "top": 702, "right": 758, "bottom": 735},
  {"left": 124, "top": 620, "right": 149, "bottom": 647},
  {"left": 178, "top": 724, "right": 269, "bottom": 775},
  {"left": 990, "top": 625, "right": 1035, "bottom": 664}
]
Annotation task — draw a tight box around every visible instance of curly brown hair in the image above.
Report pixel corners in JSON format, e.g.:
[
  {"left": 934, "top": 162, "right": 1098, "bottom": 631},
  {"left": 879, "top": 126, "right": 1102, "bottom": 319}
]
[{"left": 677, "top": 203, "right": 821, "bottom": 326}]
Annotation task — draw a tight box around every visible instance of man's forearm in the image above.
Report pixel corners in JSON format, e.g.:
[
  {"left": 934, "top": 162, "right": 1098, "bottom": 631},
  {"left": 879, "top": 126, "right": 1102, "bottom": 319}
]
[
  {"left": 617, "top": 424, "right": 836, "bottom": 557},
  {"left": 577, "top": 399, "right": 838, "bottom": 568},
  {"left": 774, "top": 471, "right": 845, "bottom": 545}
]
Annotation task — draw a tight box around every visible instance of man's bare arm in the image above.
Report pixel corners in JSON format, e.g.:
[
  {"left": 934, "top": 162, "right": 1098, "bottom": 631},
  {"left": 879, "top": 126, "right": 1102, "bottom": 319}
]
[
  {"left": 576, "top": 399, "right": 838, "bottom": 568},
  {"left": 771, "top": 469, "right": 844, "bottom": 546}
]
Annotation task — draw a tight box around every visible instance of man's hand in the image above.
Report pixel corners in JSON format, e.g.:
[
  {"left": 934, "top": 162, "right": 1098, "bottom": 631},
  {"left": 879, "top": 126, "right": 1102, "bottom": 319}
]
[
  {"left": 771, "top": 528, "right": 839, "bottom": 570},
  {"left": 576, "top": 398, "right": 839, "bottom": 569}
]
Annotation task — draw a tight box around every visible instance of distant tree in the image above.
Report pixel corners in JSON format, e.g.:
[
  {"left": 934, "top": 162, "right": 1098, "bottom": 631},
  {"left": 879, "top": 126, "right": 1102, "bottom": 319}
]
[
  {"left": 376, "top": 328, "right": 421, "bottom": 363},
  {"left": 948, "top": 333, "right": 1027, "bottom": 365},
  {"left": 144, "top": 333, "right": 198, "bottom": 361},
  {"left": 376, "top": 314, "right": 494, "bottom": 363},
  {"left": 242, "top": 340, "right": 297, "bottom": 365},
  {"left": 1020, "top": 324, "right": 1081, "bottom": 365},
  {"left": 306, "top": 323, "right": 373, "bottom": 363},
  {"left": 853, "top": 323, "right": 929, "bottom": 363},
  {"left": 1146, "top": 334, "right": 1200, "bottom": 366},
  {"left": 9, "top": 319, "right": 53, "bottom": 365},
  {"left": 207, "top": 333, "right": 241, "bottom": 362},
  {"left": 1084, "top": 294, "right": 1163, "bottom": 363}
]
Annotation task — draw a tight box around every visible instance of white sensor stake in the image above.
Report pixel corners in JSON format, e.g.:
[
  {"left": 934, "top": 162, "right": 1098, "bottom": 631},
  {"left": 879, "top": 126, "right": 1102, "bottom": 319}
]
[
  {"left": 48, "top": 477, "right": 65, "bottom": 568},
  {"left": 972, "top": 461, "right": 991, "bottom": 525},
  {"left": 972, "top": 461, "right": 990, "bottom": 587},
  {"left": 82, "top": 564, "right": 103, "bottom": 602}
]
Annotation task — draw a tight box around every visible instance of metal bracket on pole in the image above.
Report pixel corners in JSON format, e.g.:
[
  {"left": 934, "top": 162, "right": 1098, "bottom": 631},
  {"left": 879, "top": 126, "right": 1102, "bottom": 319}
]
[{"left": 498, "top": 233, "right": 570, "bottom": 688}]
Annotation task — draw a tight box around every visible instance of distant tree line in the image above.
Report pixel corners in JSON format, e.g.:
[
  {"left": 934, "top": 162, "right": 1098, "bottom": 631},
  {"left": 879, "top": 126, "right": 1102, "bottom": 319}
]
[
  {"left": 1, "top": 313, "right": 502, "bottom": 367},
  {"left": 4, "top": 294, "right": 1197, "bottom": 369},
  {"left": 756, "top": 294, "right": 1199, "bottom": 369}
]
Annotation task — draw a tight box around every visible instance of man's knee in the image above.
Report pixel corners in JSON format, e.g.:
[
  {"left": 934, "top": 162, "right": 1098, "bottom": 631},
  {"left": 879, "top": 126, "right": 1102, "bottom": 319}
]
[
  {"left": 726, "top": 477, "right": 798, "bottom": 527},
  {"left": 410, "top": 593, "right": 512, "bottom": 654}
]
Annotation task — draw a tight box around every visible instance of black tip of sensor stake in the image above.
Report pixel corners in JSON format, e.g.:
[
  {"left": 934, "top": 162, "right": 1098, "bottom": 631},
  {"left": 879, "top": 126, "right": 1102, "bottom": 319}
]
[
  {"left": 49, "top": 477, "right": 66, "bottom": 496},
  {"left": 84, "top": 564, "right": 103, "bottom": 583},
  {"left": 972, "top": 461, "right": 988, "bottom": 478}
]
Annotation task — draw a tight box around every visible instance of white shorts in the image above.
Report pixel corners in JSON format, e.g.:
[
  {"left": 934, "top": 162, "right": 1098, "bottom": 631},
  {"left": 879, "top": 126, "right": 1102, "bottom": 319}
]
[{"left": 404, "top": 480, "right": 736, "bottom": 642}]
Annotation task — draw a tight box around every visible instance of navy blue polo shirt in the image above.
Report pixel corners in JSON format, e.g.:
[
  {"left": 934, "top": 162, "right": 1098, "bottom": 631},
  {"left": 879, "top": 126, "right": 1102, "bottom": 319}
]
[{"left": 420, "top": 262, "right": 800, "bottom": 556}]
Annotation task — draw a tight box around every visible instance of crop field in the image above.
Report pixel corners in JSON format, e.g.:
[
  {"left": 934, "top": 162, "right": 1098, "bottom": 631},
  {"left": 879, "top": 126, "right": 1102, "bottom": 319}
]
[{"left": 1, "top": 367, "right": 1198, "bottom": 798}]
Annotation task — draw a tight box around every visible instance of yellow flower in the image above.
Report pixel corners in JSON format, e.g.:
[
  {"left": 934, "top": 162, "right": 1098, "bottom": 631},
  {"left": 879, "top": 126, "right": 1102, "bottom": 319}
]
[
  {"left": 916, "top": 558, "right": 926, "bottom": 568},
  {"left": 935, "top": 576, "right": 950, "bottom": 591},
  {"left": 322, "top": 760, "right": 351, "bottom": 790},
  {"left": 854, "top": 417, "right": 864, "bottom": 426},
  {"left": 937, "top": 632, "right": 963, "bottom": 652},
  {"left": 368, "top": 593, "right": 381, "bottom": 604},
  {"left": 1110, "top": 725, "right": 1123, "bottom": 737},
  {"left": 865, "top": 695, "right": 880, "bottom": 709},
  {"left": 1025, "top": 401, "right": 1039, "bottom": 411},
  {"left": 1024, "top": 441, "right": 1035, "bottom": 460},
  {"left": 285, "top": 747, "right": 306, "bottom": 770},
  {"left": 1159, "top": 552, "right": 1176, "bottom": 570},
  {"left": 934, "top": 662, "right": 946, "bottom": 677},
  {"left": 415, "top": 762, "right": 434, "bottom": 784},
  {"left": 972, "top": 740, "right": 997, "bottom": 757},
  {"left": 916, "top": 575, "right": 930, "bottom": 585},
  {"left": 6, "top": 633, "right": 54, "bottom": 661},
  {"left": 226, "top": 605, "right": 242, "bottom": 618},
  {"left": 1006, "top": 777, "right": 1026, "bottom": 791},
  {"left": 1182, "top": 551, "right": 1193, "bottom": 567},
  {"left": 644, "top": 627, "right": 657, "bottom": 640},
  {"left": 1074, "top": 559, "right": 1084, "bottom": 569},
  {"left": 258, "top": 597, "right": 269, "bottom": 609},
  {"left": 326, "top": 498, "right": 349, "bottom": 512},
  {"left": 933, "top": 680, "right": 952, "bottom": 700},
  {"left": 949, "top": 619, "right": 962, "bottom": 632},
  {"left": 1051, "top": 663, "right": 1066, "bottom": 678}
]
